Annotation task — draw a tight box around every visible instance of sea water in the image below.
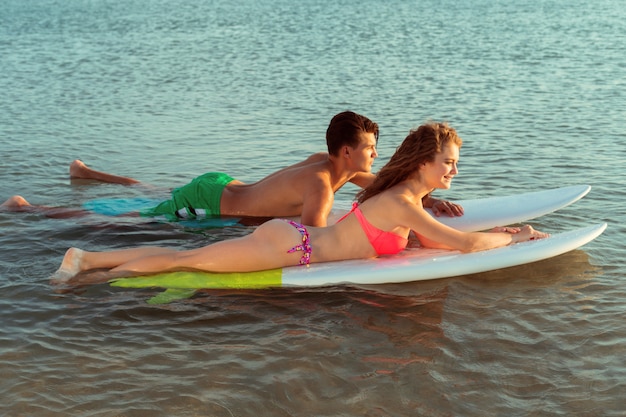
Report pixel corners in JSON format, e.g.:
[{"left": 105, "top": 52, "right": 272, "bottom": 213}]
[{"left": 1, "top": 0, "right": 625, "bottom": 415}]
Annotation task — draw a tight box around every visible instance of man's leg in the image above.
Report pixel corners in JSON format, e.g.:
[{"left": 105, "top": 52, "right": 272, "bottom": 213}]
[
  {"left": 69, "top": 160, "right": 141, "bottom": 185},
  {"left": 1, "top": 195, "right": 88, "bottom": 218}
]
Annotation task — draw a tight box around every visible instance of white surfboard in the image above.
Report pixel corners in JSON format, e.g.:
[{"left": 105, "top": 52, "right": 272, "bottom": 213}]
[
  {"left": 350, "top": 184, "right": 591, "bottom": 231},
  {"left": 110, "top": 223, "right": 606, "bottom": 304},
  {"left": 86, "top": 185, "right": 591, "bottom": 230}
]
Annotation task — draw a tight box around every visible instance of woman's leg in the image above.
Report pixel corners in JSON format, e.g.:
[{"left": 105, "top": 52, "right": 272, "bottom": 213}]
[
  {"left": 51, "top": 246, "right": 176, "bottom": 284},
  {"left": 51, "top": 219, "right": 307, "bottom": 285},
  {"left": 109, "top": 220, "right": 305, "bottom": 274}
]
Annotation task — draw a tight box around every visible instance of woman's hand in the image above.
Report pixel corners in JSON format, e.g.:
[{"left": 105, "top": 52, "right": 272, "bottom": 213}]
[
  {"left": 495, "top": 224, "right": 550, "bottom": 243},
  {"left": 491, "top": 226, "right": 521, "bottom": 234}
]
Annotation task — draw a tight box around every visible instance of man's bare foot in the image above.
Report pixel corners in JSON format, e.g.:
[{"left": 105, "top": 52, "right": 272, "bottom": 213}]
[
  {"left": 69, "top": 159, "right": 141, "bottom": 185},
  {"left": 2, "top": 195, "right": 88, "bottom": 218},
  {"left": 1, "top": 195, "right": 32, "bottom": 210},
  {"left": 69, "top": 159, "right": 91, "bottom": 179},
  {"left": 50, "top": 248, "right": 85, "bottom": 284}
]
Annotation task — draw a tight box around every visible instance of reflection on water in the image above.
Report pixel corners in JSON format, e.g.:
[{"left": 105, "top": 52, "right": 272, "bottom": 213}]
[{"left": 457, "top": 249, "right": 601, "bottom": 287}]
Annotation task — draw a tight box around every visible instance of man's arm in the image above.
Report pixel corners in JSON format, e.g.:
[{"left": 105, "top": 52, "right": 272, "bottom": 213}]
[
  {"left": 349, "top": 172, "right": 376, "bottom": 188},
  {"left": 422, "top": 194, "right": 464, "bottom": 217},
  {"left": 299, "top": 179, "right": 335, "bottom": 227}
]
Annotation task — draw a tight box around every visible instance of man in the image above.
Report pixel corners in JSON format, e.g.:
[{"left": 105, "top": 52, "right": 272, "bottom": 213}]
[{"left": 3, "top": 111, "right": 462, "bottom": 225}]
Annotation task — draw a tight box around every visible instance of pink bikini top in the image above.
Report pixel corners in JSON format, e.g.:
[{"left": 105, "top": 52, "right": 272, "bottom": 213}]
[{"left": 338, "top": 203, "right": 408, "bottom": 255}]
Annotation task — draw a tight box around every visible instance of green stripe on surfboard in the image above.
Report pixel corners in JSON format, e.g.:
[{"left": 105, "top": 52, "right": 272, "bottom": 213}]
[
  {"left": 110, "top": 269, "right": 284, "bottom": 290},
  {"left": 110, "top": 269, "right": 283, "bottom": 304}
]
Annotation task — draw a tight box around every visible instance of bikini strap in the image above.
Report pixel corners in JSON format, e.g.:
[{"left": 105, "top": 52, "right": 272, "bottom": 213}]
[{"left": 337, "top": 202, "right": 358, "bottom": 223}]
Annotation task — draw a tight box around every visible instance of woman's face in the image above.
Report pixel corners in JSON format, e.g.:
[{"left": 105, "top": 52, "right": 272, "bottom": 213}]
[{"left": 421, "top": 143, "right": 460, "bottom": 190}]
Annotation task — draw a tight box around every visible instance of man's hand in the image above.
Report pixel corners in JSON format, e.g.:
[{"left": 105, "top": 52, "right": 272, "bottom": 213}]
[{"left": 429, "top": 198, "right": 464, "bottom": 217}]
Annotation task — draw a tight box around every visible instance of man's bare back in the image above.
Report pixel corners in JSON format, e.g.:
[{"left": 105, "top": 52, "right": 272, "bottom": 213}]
[{"left": 221, "top": 132, "right": 378, "bottom": 226}]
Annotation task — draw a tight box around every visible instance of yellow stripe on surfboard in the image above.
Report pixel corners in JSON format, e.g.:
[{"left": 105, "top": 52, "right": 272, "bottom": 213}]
[
  {"left": 110, "top": 269, "right": 284, "bottom": 290},
  {"left": 110, "top": 269, "right": 284, "bottom": 304}
]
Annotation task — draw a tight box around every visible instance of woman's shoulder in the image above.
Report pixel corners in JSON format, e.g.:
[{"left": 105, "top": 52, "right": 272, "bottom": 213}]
[{"left": 371, "top": 186, "right": 422, "bottom": 206}]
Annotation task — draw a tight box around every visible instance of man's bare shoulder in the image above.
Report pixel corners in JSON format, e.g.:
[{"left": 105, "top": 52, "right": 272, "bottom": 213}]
[
  {"left": 286, "top": 152, "right": 329, "bottom": 169},
  {"left": 248, "top": 158, "right": 332, "bottom": 194},
  {"left": 306, "top": 152, "right": 330, "bottom": 162},
  {"left": 286, "top": 156, "right": 333, "bottom": 177}
]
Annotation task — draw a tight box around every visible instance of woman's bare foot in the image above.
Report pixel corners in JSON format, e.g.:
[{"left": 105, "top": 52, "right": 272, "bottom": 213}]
[
  {"left": 50, "top": 248, "right": 86, "bottom": 284},
  {"left": 1, "top": 195, "right": 33, "bottom": 211}
]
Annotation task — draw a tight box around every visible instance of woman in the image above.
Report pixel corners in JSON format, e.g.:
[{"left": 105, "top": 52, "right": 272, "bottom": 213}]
[{"left": 51, "top": 122, "right": 548, "bottom": 285}]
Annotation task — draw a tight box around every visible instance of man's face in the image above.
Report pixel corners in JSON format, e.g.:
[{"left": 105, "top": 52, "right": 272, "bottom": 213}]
[{"left": 349, "top": 132, "right": 378, "bottom": 172}]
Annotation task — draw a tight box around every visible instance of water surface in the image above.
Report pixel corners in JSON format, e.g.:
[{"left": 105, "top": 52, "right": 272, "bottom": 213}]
[{"left": 1, "top": 0, "right": 625, "bottom": 415}]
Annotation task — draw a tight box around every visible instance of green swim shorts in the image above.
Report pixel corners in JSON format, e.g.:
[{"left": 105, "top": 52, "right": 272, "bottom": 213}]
[{"left": 140, "top": 172, "right": 235, "bottom": 220}]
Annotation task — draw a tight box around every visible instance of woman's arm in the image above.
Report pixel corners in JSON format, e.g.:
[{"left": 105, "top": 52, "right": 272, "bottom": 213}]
[{"left": 402, "top": 202, "right": 547, "bottom": 252}]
